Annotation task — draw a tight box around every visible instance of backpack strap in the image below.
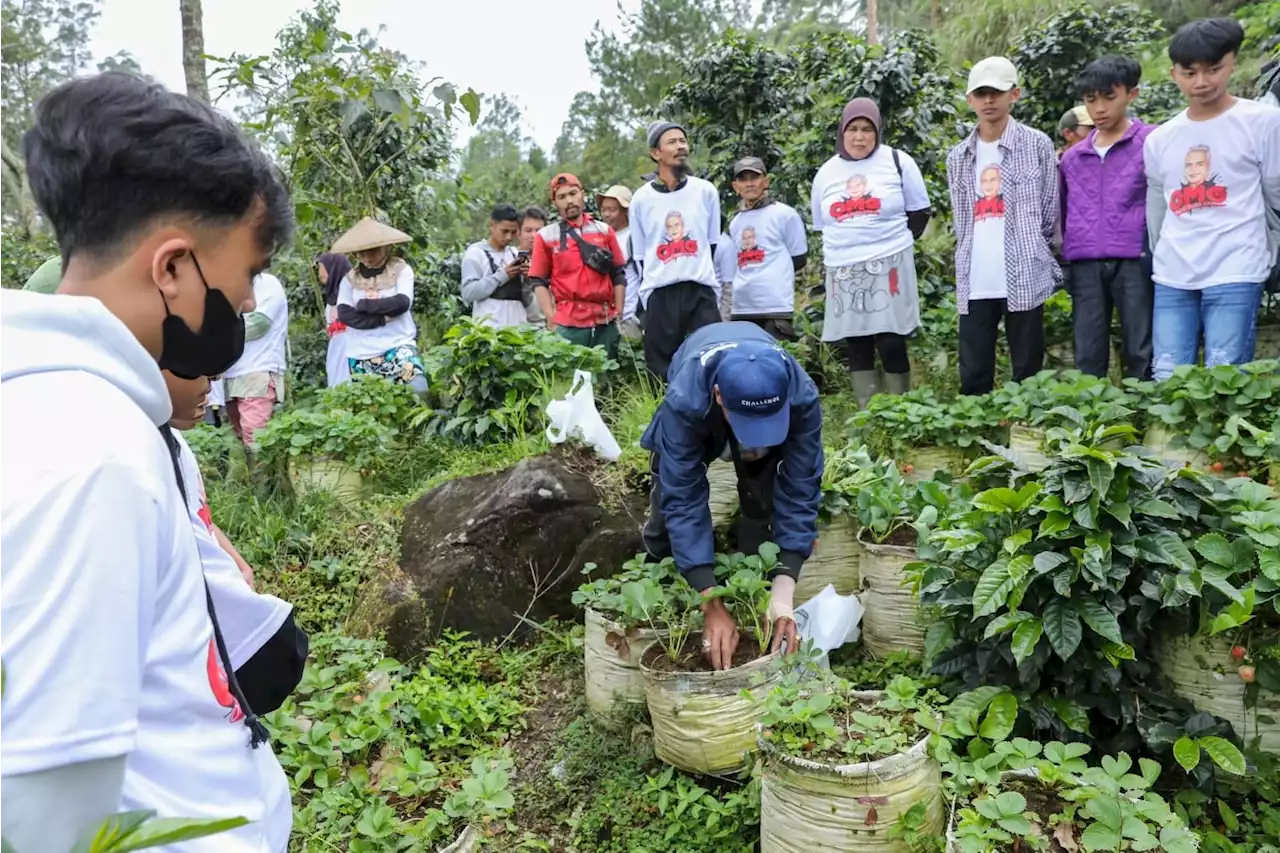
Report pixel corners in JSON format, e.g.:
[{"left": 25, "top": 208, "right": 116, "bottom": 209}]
[{"left": 892, "top": 148, "right": 903, "bottom": 179}]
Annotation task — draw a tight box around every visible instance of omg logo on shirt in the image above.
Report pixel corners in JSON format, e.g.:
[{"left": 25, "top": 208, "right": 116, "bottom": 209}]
[
  {"left": 656, "top": 211, "right": 700, "bottom": 263},
  {"left": 829, "top": 174, "right": 881, "bottom": 221}
]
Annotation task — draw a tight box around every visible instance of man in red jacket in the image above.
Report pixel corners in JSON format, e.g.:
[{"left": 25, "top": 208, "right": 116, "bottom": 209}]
[{"left": 529, "top": 173, "right": 628, "bottom": 357}]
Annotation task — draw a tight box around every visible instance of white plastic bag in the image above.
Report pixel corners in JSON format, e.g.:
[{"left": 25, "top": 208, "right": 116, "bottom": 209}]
[
  {"left": 793, "top": 584, "right": 864, "bottom": 653},
  {"left": 545, "top": 370, "right": 622, "bottom": 461}
]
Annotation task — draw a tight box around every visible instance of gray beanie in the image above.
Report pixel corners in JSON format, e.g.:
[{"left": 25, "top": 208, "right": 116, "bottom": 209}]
[{"left": 646, "top": 120, "right": 685, "bottom": 149}]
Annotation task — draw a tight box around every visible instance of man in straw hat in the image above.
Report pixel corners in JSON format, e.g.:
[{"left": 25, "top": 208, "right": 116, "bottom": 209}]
[{"left": 331, "top": 216, "right": 428, "bottom": 397}]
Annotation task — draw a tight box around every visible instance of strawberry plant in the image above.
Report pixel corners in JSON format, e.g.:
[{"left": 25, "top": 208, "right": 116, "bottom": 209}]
[
  {"left": 851, "top": 386, "right": 997, "bottom": 460},
  {"left": 989, "top": 369, "right": 1135, "bottom": 428}
]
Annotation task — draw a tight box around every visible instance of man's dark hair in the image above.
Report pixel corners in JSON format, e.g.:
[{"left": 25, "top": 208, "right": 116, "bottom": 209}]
[
  {"left": 1168, "top": 17, "right": 1244, "bottom": 67},
  {"left": 1075, "top": 55, "right": 1142, "bottom": 96},
  {"left": 490, "top": 204, "right": 520, "bottom": 224},
  {"left": 23, "top": 73, "right": 293, "bottom": 265},
  {"left": 520, "top": 205, "right": 547, "bottom": 226},
  {"left": 1059, "top": 108, "right": 1082, "bottom": 132}
]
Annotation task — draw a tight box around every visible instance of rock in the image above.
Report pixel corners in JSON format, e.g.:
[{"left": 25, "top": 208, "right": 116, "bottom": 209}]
[{"left": 352, "top": 454, "right": 646, "bottom": 658}]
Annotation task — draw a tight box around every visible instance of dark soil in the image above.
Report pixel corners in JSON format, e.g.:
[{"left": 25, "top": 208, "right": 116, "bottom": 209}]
[
  {"left": 863, "top": 526, "right": 918, "bottom": 548},
  {"left": 642, "top": 633, "right": 765, "bottom": 673},
  {"left": 965, "top": 778, "right": 1073, "bottom": 853}
]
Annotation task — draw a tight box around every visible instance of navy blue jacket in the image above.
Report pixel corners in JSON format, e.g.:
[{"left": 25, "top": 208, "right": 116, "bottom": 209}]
[{"left": 640, "top": 322, "right": 823, "bottom": 590}]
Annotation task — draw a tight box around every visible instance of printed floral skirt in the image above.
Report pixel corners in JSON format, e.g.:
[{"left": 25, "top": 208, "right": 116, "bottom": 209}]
[{"left": 348, "top": 344, "right": 426, "bottom": 386}]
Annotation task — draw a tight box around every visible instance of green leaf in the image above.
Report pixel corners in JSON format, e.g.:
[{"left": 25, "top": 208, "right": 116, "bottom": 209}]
[
  {"left": 1159, "top": 826, "right": 1199, "bottom": 853},
  {"left": 1173, "top": 736, "right": 1201, "bottom": 772},
  {"left": 1198, "top": 736, "right": 1246, "bottom": 775},
  {"left": 1043, "top": 598, "right": 1082, "bottom": 660},
  {"left": 995, "top": 791, "right": 1027, "bottom": 815},
  {"left": 979, "top": 692, "right": 1019, "bottom": 742},
  {"left": 97, "top": 817, "right": 250, "bottom": 852},
  {"left": 1010, "top": 618, "right": 1043, "bottom": 665},
  {"left": 1073, "top": 598, "right": 1123, "bottom": 644},
  {"left": 1135, "top": 497, "right": 1180, "bottom": 519},
  {"left": 1200, "top": 565, "right": 1245, "bottom": 604},
  {"left": 972, "top": 559, "right": 1015, "bottom": 618},
  {"left": 1136, "top": 531, "right": 1197, "bottom": 571},
  {"left": 1084, "top": 457, "right": 1115, "bottom": 499},
  {"left": 1194, "top": 533, "right": 1237, "bottom": 568},
  {"left": 1081, "top": 823, "right": 1122, "bottom": 851},
  {"left": 974, "top": 488, "right": 1022, "bottom": 513},
  {"left": 984, "top": 611, "right": 1033, "bottom": 640}
]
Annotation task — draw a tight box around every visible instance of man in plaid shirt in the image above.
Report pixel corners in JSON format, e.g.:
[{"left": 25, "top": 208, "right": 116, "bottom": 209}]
[{"left": 947, "top": 56, "right": 1063, "bottom": 395}]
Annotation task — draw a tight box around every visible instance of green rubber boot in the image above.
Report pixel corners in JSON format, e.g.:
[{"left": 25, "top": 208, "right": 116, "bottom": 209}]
[
  {"left": 883, "top": 371, "right": 911, "bottom": 395},
  {"left": 850, "top": 370, "right": 882, "bottom": 409}
]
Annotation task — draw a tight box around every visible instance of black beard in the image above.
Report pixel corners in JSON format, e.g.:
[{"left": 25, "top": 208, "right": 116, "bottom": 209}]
[{"left": 670, "top": 161, "right": 692, "bottom": 178}]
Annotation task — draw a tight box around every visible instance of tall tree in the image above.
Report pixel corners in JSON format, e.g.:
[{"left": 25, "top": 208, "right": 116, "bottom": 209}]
[
  {"left": 1, "top": 0, "right": 101, "bottom": 235},
  {"left": 179, "top": 0, "right": 209, "bottom": 102}
]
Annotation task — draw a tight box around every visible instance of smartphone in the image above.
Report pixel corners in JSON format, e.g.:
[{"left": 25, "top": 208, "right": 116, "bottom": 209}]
[{"left": 516, "top": 250, "right": 531, "bottom": 262}]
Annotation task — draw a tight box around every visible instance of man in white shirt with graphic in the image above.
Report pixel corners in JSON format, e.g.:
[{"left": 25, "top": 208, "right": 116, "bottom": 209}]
[
  {"left": 1144, "top": 16, "right": 1280, "bottom": 378},
  {"left": 629, "top": 120, "right": 724, "bottom": 380},
  {"left": 718, "top": 157, "right": 808, "bottom": 341},
  {"left": 1, "top": 72, "right": 295, "bottom": 852}
]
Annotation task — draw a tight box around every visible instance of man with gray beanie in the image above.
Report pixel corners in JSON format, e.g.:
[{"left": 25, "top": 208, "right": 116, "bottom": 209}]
[{"left": 629, "top": 120, "right": 724, "bottom": 380}]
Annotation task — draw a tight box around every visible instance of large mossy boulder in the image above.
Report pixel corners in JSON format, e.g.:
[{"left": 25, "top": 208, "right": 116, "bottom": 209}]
[{"left": 353, "top": 454, "right": 645, "bottom": 658}]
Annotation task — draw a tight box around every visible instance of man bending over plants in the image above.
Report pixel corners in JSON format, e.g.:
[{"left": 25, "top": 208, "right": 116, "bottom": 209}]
[{"left": 641, "top": 321, "right": 824, "bottom": 670}]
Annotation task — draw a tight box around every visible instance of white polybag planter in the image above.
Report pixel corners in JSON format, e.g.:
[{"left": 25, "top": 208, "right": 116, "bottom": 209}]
[
  {"left": 795, "top": 517, "right": 862, "bottom": 605},
  {"left": 1156, "top": 633, "right": 1280, "bottom": 753},
  {"left": 289, "top": 457, "right": 363, "bottom": 499},
  {"left": 707, "top": 459, "right": 739, "bottom": 528},
  {"left": 760, "top": 735, "right": 943, "bottom": 853},
  {"left": 1008, "top": 424, "right": 1049, "bottom": 472},
  {"left": 858, "top": 533, "right": 925, "bottom": 657},
  {"left": 584, "top": 608, "right": 666, "bottom": 723},
  {"left": 1143, "top": 425, "right": 1208, "bottom": 470},
  {"left": 641, "top": 639, "right": 781, "bottom": 775}
]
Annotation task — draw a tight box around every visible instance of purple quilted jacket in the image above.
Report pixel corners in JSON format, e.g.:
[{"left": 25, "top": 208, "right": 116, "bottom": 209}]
[{"left": 1059, "top": 119, "right": 1155, "bottom": 262}]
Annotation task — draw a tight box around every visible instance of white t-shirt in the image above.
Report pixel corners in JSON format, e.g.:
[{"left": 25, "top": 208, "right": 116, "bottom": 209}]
[
  {"left": 1145, "top": 98, "right": 1280, "bottom": 290},
  {"left": 1094, "top": 140, "right": 1114, "bottom": 160},
  {"left": 173, "top": 431, "right": 292, "bottom": 668},
  {"left": 723, "top": 201, "right": 807, "bottom": 316},
  {"left": 630, "top": 176, "right": 721, "bottom": 304},
  {"left": 810, "top": 146, "right": 929, "bottom": 267},
  {"left": 337, "top": 261, "right": 418, "bottom": 359},
  {"left": 225, "top": 273, "right": 288, "bottom": 379},
  {"left": 0, "top": 291, "right": 292, "bottom": 853},
  {"left": 968, "top": 139, "right": 1009, "bottom": 300}
]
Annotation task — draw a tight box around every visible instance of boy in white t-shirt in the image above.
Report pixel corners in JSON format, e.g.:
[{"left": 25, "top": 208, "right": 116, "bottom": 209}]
[
  {"left": 1144, "top": 17, "right": 1280, "bottom": 379},
  {"left": 1, "top": 73, "right": 295, "bottom": 852},
  {"left": 721, "top": 157, "right": 808, "bottom": 341},
  {"left": 629, "top": 121, "right": 724, "bottom": 380}
]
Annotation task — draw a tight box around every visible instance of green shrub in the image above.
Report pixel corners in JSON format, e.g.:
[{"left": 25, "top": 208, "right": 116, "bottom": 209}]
[
  {"left": 255, "top": 407, "right": 395, "bottom": 474},
  {"left": 989, "top": 370, "right": 1135, "bottom": 428},
  {"left": 317, "top": 375, "right": 425, "bottom": 431},
  {"left": 852, "top": 387, "right": 996, "bottom": 459}
]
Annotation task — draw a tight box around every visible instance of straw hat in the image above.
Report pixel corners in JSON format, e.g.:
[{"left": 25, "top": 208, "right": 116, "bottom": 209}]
[{"left": 330, "top": 217, "right": 411, "bottom": 254}]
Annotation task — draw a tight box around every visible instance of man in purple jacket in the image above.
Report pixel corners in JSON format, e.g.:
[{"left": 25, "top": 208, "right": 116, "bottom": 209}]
[{"left": 1060, "top": 56, "right": 1156, "bottom": 379}]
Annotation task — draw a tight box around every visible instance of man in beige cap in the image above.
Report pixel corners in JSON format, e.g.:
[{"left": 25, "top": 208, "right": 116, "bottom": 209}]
[
  {"left": 1058, "top": 105, "right": 1095, "bottom": 152},
  {"left": 945, "top": 55, "right": 1060, "bottom": 395},
  {"left": 597, "top": 184, "right": 641, "bottom": 338}
]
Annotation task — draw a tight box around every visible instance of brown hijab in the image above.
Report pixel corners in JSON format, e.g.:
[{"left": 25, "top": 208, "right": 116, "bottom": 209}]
[{"left": 836, "top": 97, "right": 883, "bottom": 161}]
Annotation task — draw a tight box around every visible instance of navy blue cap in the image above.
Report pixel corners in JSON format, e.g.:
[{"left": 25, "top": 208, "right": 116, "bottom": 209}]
[{"left": 715, "top": 342, "right": 791, "bottom": 448}]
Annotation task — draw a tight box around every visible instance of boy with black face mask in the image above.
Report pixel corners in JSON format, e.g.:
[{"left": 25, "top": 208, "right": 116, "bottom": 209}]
[{"left": 1, "top": 73, "right": 294, "bottom": 853}]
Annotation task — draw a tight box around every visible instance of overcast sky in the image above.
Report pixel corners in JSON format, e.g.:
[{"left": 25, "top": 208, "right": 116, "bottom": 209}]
[{"left": 90, "top": 0, "right": 636, "bottom": 150}]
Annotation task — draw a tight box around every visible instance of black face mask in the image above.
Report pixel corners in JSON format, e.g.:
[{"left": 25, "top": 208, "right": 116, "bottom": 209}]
[{"left": 158, "top": 252, "right": 247, "bottom": 381}]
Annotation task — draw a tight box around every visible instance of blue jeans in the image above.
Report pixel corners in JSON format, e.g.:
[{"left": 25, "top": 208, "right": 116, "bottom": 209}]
[{"left": 1152, "top": 282, "right": 1263, "bottom": 380}]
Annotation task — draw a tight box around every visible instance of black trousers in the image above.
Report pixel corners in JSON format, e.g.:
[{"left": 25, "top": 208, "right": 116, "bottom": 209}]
[
  {"left": 958, "top": 298, "right": 1045, "bottom": 395},
  {"left": 642, "top": 449, "right": 779, "bottom": 569},
  {"left": 642, "top": 281, "right": 722, "bottom": 381},
  {"left": 840, "top": 334, "right": 911, "bottom": 373},
  {"left": 1067, "top": 259, "right": 1153, "bottom": 380},
  {"left": 736, "top": 315, "right": 796, "bottom": 342}
]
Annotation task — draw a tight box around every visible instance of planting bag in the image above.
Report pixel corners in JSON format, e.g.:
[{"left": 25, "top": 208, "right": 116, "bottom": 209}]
[
  {"left": 1156, "top": 634, "right": 1280, "bottom": 754},
  {"left": 289, "top": 458, "right": 362, "bottom": 500},
  {"left": 1143, "top": 425, "right": 1207, "bottom": 470},
  {"left": 545, "top": 370, "right": 622, "bottom": 461},
  {"left": 707, "top": 458, "right": 739, "bottom": 527},
  {"left": 1008, "top": 424, "right": 1049, "bottom": 472},
  {"left": 902, "top": 446, "right": 966, "bottom": 483},
  {"left": 859, "top": 537, "right": 926, "bottom": 657},
  {"left": 760, "top": 736, "right": 943, "bottom": 853},
  {"left": 793, "top": 585, "right": 864, "bottom": 653},
  {"left": 642, "top": 643, "right": 781, "bottom": 775},
  {"left": 583, "top": 608, "right": 666, "bottom": 723},
  {"left": 795, "top": 517, "right": 862, "bottom": 604}
]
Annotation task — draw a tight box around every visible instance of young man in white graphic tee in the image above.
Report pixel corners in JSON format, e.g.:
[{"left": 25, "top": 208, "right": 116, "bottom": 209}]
[
  {"left": 1, "top": 73, "right": 295, "bottom": 853},
  {"left": 1144, "top": 16, "right": 1280, "bottom": 378},
  {"left": 721, "top": 157, "right": 808, "bottom": 341},
  {"left": 629, "top": 121, "right": 724, "bottom": 379}
]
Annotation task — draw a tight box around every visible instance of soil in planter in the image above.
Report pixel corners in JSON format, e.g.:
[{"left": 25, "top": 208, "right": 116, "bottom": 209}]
[
  {"left": 643, "top": 633, "right": 765, "bottom": 673},
  {"left": 867, "top": 526, "right": 918, "bottom": 548},
  {"left": 958, "top": 779, "right": 1070, "bottom": 853},
  {"left": 763, "top": 703, "right": 926, "bottom": 765}
]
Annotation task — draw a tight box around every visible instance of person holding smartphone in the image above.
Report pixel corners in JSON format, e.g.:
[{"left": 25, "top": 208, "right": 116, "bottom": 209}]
[{"left": 461, "top": 204, "right": 528, "bottom": 328}]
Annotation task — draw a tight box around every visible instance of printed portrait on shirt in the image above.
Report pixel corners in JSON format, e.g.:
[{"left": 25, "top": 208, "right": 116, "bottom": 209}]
[
  {"left": 974, "top": 165, "right": 1006, "bottom": 221},
  {"left": 737, "top": 226, "right": 766, "bottom": 267},
  {"left": 657, "top": 210, "right": 700, "bottom": 263},
  {"left": 829, "top": 173, "right": 882, "bottom": 221},
  {"left": 1170, "top": 145, "right": 1228, "bottom": 216},
  {"left": 207, "top": 639, "right": 245, "bottom": 723}
]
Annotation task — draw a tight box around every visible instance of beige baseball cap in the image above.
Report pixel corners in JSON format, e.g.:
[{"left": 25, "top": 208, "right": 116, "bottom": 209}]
[
  {"left": 597, "top": 185, "right": 633, "bottom": 208},
  {"left": 966, "top": 56, "right": 1019, "bottom": 94}
]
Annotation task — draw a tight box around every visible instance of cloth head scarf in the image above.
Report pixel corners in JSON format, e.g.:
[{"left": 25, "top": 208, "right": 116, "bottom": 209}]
[
  {"left": 318, "top": 252, "right": 353, "bottom": 307},
  {"left": 836, "top": 98, "right": 883, "bottom": 161}
]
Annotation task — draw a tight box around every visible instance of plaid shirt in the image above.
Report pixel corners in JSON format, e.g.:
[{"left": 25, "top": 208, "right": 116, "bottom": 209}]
[{"left": 946, "top": 119, "right": 1062, "bottom": 314}]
